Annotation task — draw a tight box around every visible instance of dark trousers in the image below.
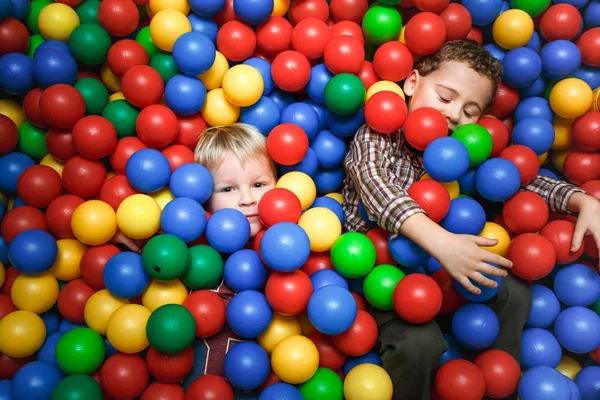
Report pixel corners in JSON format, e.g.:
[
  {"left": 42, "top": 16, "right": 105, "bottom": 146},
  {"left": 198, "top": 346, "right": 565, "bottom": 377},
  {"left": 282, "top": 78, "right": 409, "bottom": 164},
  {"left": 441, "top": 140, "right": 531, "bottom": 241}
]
[{"left": 371, "top": 273, "right": 532, "bottom": 400}]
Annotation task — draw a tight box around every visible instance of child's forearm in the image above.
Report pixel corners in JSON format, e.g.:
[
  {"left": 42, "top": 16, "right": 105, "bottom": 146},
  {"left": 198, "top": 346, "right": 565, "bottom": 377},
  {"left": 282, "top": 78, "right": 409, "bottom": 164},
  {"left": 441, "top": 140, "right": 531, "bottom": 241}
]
[
  {"left": 568, "top": 192, "right": 595, "bottom": 213},
  {"left": 399, "top": 212, "right": 452, "bottom": 258}
]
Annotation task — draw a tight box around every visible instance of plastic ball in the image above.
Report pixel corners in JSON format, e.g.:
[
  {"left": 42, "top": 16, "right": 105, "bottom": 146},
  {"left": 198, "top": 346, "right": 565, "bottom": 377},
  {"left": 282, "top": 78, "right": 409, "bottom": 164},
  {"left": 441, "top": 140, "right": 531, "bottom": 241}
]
[
  {"left": 223, "top": 342, "right": 270, "bottom": 390},
  {"left": 141, "top": 234, "right": 190, "bottom": 281},
  {"left": 38, "top": 3, "right": 80, "bottom": 41},
  {"left": 473, "top": 350, "right": 520, "bottom": 399},
  {"left": 499, "top": 144, "right": 540, "bottom": 185},
  {"left": 518, "top": 366, "right": 571, "bottom": 400},
  {"left": 146, "top": 346, "right": 194, "bottom": 385},
  {"left": 563, "top": 149, "right": 600, "bottom": 184},
  {"left": 297, "top": 207, "right": 342, "bottom": 252},
  {"left": 503, "top": 192, "right": 549, "bottom": 234},
  {"left": 0, "top": 310, "right": 45, "bottom": 358},
  {"left": 577, "top": 27, "right": 600, "bottom": 67},
  {"left": 146, "top": 304, "right": 195, "bottom": 354},
  {"left": 323, "top": 73, "right": 365, "bottom": 116},
  {"left": 541, "top": 220, "right": 584, "bottom": 265},
  {"left": 511, "top": 117, "right": 555, "bottom": 155},
  {"left": 125, "top": 148, "right": 171, "bottom": 193},
  {"left": 185, "top": 375, "right": 233, "bottom": 400},
  {"left": 57, "top": 278, "right": 96, "bottom": 323},
  {"left": 0, "top": 115, "right": 18, "bottom": 155},
  {"left": 291, "top": 17, "right": 330, "bottom": 60},
  {"left": 423, "top": 137, "right": 470, "bottom": 183},
  {"left": 514, "top": 97, "right": 553, "bottom": 123},
  {"left": 388, "top": 234, "right": 430, "bottom": 268},
  {"left": 70, "top": 200, "right": 116, "bottom": 246},
  {"left": 10, "top": 361, "right": 62, "bottom": 400},
  {"left": 554, "top": 263, "right": 600, "bottom": 307},
  {"left": 106, "top": 39, "right": 149, "bottom": 77},
  {"left": 298, "top": 367, "right": 343, "bottom": 400},
  {"left": 97, "top": 0, "right": 138, "bottom": 37},
  {"left": 200, "top": 88, "right": 240, "bottom": 126},
  {"left": 555, "top": 306, "right": 600, "bottom": 354},
  {"left": 550, "top": 77, "right": 593, "bottom": 119},
  {"left": 216, "top": 20, "right": 256, "bottom": 62},
  {"left": 364, "top": 91, "right": 408, "bottom": 134},
  {"left": 10, "top": 271, "right": 58, "bottom": 313},
  {"left": 540, "top": 3, "right": 581, "bottom": 41},
  {"left": 103, "top": 252, "right": 149, "bottom": 299},
  {"left": 308, "top": 285, "right": 357, "bottom": 335},
  {"left": 182, "top": 290, "right": 226, "bottom": 338},
  {"left": 450, "top": 123, "right": 493, "bottom": 167},
  {"left": 226, "top": 289, "right": 272, "bottom": 338},
  {"left": 362, "top": 264, "right": 404, "bottom": 311},
  {"left": 439, "top": 3, "right": 472, "bottom": 40},
  {"left": 329, "top": 232, "right": 376, "bottom": 279},
  {"left": 0, "top": 53, "right": 34, "bottom": 95},
  {"left": 101, "top": 354, "right": 149, "bottom": 400},
  {"left": 361, "top": 4, "right": 402, "bottom": 45},
  {"left": 503, "top": 47, "right": 542, "bottom": 89},
  {"left": 475, "top": 158, "right": 521, "bottom": 202},
  {"left": 271, "top": 335, "right": 319, "bottom": 384},
  {"left": 203, "top": 208, "right": 249, "bottom": 253},
  {"left": 257, "top": 313, "right": 301, "bottom": 354},
  {"left": 403, "top": 107, "right": 449, "bottom": 151},
  {"left": 521, "top": 327, "right": 562, "bottom": 369},
  {"left": 572, "top": 111, "right": 600, "bottom": 151},
  {"left": 266, "top": 124, "right": 309, "bottom": 166},
  {"left": 257, "top": 188, "right": 302, "bottom": 228},
  {"left": 55, "top": 327, "right": 105, "bottom": 374},
  {"left": 507, "top": 233, "right": 556, "bottom": 280},
  {"left": 541, "top": 40, "right": 582, "bottom": 80},
  {"left": 452, "top": 303, "right": 499, "bottom": 351},
  {"left": 492, "top": 9, "right": 534, "bottom": 50},
  {"left": 84, "top": 289, "right": 128, "bottom": 335},
  {"left": 51, "top": 374, "right": 103, "bottom": 400},
  {"left": 343, "top": 364, "right": 393, "bottom": 400},
  {"left": 121, "top": 65, "right": 164, "bottom": 109},
  {"left": 323, "top": 35, "right": 364, "bottom": 75},
  {"left": 276, "top": 171, "right": 316, "bottom": 210},
  {"left": 405, "top": 12, "right": 447, "bottom": 55},
  {"left": 393, "top": 273, "right": 442, "bottom": 323},
  {"left": 435, "top": 359, "right": 486, "bottom": 400},
  {"left": 8, "top": 229, "right": 57, "bottom": 274},
  {"left": 105, "top": 304, "right": 150, "bottom": 354},
  {"left": 265, "top": 269, "right": 313, "bottom": 316}
]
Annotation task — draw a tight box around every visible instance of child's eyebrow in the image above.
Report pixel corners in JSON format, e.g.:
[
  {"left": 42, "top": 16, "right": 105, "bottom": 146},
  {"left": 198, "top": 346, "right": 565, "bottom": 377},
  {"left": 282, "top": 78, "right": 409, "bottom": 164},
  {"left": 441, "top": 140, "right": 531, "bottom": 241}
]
[{"left": 436, "top": 84, "right": 484, "bottom": 113}]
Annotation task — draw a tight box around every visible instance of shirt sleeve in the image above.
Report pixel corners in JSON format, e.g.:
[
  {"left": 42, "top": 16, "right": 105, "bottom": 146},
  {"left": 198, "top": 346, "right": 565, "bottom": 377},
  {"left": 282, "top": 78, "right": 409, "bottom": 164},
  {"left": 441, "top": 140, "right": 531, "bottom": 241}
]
[
  {"left": 344, "top": 126, "right": 425, "bottom": 234},
  {"left": 523, "top": 174, "right": 586, "bottom": 213}
]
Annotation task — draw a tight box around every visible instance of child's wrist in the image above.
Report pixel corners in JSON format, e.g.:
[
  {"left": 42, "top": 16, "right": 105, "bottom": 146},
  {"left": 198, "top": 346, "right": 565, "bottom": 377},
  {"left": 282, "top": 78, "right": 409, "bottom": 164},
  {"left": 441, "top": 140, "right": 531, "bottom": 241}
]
[{"left": 568, "top": 192, "right": 591, "bottom": 213}]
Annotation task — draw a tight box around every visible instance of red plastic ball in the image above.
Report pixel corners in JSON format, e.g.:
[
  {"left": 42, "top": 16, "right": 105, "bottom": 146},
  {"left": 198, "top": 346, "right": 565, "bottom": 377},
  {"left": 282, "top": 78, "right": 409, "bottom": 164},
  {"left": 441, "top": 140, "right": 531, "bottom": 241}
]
[
  {"left": 577, "top": 27, "right": 600, "bottom": 67},
  {"left": 45, "top": 195, "right": 85, "bottom": 238},
  {"left": 147, "top": 346, "right": 194, "bottom": 383},
  {"left": 0, "top": 294, "right": 16, "bottom": 320},
  {"left": 291, "top": 18, "right": 331, "bottom": 60},
  {"left": 408, "top": 179, "right": 451, "bottom": 223},
  {"left": 502, "top": 117, "right": 515, "bottom": 137},
  {"left": 107, "top": 39, "right": 150, "bottom": 77},
  {"left": 1, "top": 267, "right": 19, "bottom": 296},
  {"left": 101, "top": 353, "right": 149, "bottom": 399},
  {"left": 72, "top": 116, "right": 118, "bottom": 159},
  {"left": 507, "top": 233, "right": 556, "bottom": 280},
  {"left": 182, "top": 290, "right": 226, "bottom": 338},
  {"left": 572, "top": 111, "right": 600, "bottom": 152},
  {"left": 136, "top": 104, "right": 179, "bottom": 149},
  {"left": 540, "top": 220, "right": 584, "bottom": 265},
  {"left": 176, "top": 114, "right": 207, "bottom": 149},
  {"left": 489, "top": 82, "right": 519, "bottom": 119},
  {"left": 474, "top": 350, "right": 520, "bottom": 399},
  {"left": 265, "top": 270, "right": 313, "bottom": 316},
  {"left": 142, "top": 382, "right": 185, "bottom": 400},
  {"left": 404, "top": 107, "right": 448, "bottom": 151},
  {"left": 466, "top": 27, "right": 483, "bottom": 44},
  {"left": 332, "top": 310, "right": 378, "bottom": 356},
  {"left": 581, "top": 180, "right": 600, "bottom": 201},
  {"left": 110, "top": 137, "right": 148, "bottom": 175},
  {"left": 477, "top": 116, "right": 509, "bottom": 157},
  {"left": 0, "top": 18, "right": 29, "bottom": 56},
  {"left": 214, "top": 0, "right": 236, "bottom": 26},
  {"left": 271, "top": 50, "right": 311, "bottom": 92},
  {"left": 393, "top": 274, "right": 442, "bottom": 323},
  {"left": 435, "top": 359, "right": 486, "bottom": 400},
  {"left": 1, "top": 206, "right": 47, "bottom": 244},
  {"left": 80, "top": 244, "right": 120, "bottom": 289},
  {"left": 258, "top": 188, "right": 303, "bottom": 227},
  {"left": 412, "top": 0, "right": 449, "bottom": 12},
  {"left": 301, "top": 251, "right": 334, "bottom": 276},
  {"left": 351, "top": 291, "right": 366, "bottom": 311},
  {"left": 356, "top": 61, "right": 379, "bottom": 92},
  {"left": 365, "top": 91, "right": 408, "bottom": 134},
  {"left": 185, "top": 375, "right": 234, "bottom": 400},
  {"left": 100, "top": 175, "right": 140, "bottom": 211},
  {"left": 256, "top": 17, "right": 293, "bottom": 57},
  {"left": 329, "top": 0, "right": 368, "bottom": 23},
  {"left": 0, "top": 116, "right": 18, "bottom": 156},
  {"left": 22, "top": 87, "right": 48, "bottom": 129},
  {"left": 162, "top": 145, "right": 194, "bottom": 172},
  {"left": 365, "top": 227, "right": 396, "bottom": 266},
  {"left": 46, "top": 128, "right": 77, "bottom": 162},
  {"left": 584, "top": 235, "right": 599, "bottom": 260},
  {"left": 289, "top": 0, "right": 329, "bottom": 25},
  {"left": 323, "top": 35, "right": 365, "bottom": 74},
  {"left": 217, "top": 21, "right": 257, "bottom": 62},
  {"left": 373, "top": 41, "right": 414, "bottom": 82},
  {"left": 539, "top": 4, "right": 581, "bottom": 42},
  {"left": 499, "top": 145, "right": 539, "bottom": 186},
  {"left": 308, "top": 331, "right": 347, "bottom": 371},
  {"left": 438, "top": 3, "right": 472, "bottom": 41},
  {"left": 405, "top": 12, "right": 447, "bottom": 56},
  {"left": 56, "top": 0, "right": 84, "bottom": 7},
  {"left": 502, "top": 192, "right": 549, "bottom": 234},
  {"left": 17, "top": 165, "right": 63, "bottom": 208},
  {"left": 492, "top": 214, "right": 516, "bottom": 239},
  {"left": 58, "top": 279, "right": 98, "bottom": 323},
  {"left": 98, "top": 0, "right": 139, "bottom": 37},
  {"left": 62, "top": 156, "right": 106, "bottom": 199},
  {"left": 40, "top": 84, "right": 86, "bottom": 129},
  {"left": 431, "top": 269, "right": 466, "bottom": 314},
  {"left": 563, "top": 150, "right": 600, "bottom": 185},
  {"left": 266, "top": 123, "right": 309, "bottom": 165},
  {"left": 330, "top": 21, "right": 365, "bottom": 46},
  {"left": 0, "top": 353, "right": 35, "bottom": 380},
  {"left": 121, "top": 65, "right": 164, "bottom": 109}
]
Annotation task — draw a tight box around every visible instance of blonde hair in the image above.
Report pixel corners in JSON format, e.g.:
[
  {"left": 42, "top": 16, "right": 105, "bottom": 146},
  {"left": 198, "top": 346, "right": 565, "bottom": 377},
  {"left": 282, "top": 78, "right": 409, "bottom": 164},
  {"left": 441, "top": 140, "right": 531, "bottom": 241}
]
[{"left": 194, "top": 123, "right": 276, "bottom": 173}]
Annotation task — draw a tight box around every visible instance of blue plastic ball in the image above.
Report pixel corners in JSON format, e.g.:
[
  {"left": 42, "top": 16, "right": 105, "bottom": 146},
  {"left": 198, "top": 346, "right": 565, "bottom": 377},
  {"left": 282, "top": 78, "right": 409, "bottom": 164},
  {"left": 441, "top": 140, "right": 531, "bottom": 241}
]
[
  {"left": 343, "top": 351, "right": 382, "bottom": 375},
  {"left": 541, "top": 40, "right": 581, "bottom": 80},
  {"left": 268, "top": 88, "right": 295, "bottom": 112},
  {"left": 574, "top": 65, "right": 600, "bottom": 91},
  {"left": 103, "top": 252, "right": 150, "bottom": 299},
  {"left": 233, "top": 0, "right": 273, "bottom": 25},
  {"left": 58, "top": 320, "right": 86, "bottom": 333},
  {"left": 314, "top": 167, "right": 344, "bottom": 193},
  {"left": 307, "top": 63, "right": 333, "bottom": 104},
  {"left": 521, "top": 328, "right": 562, "bottom": 369},
  {"left": 11, "top": 361, "right": 63, "bottom": 400},
  {"left": 243, "top": 57, "right": 274, "bottom": 95},
  {"left": 0, "top": 53, "right": 34, "bottom": 95},
  {"left": 425, "top": 257, "right": 443, "bottom": 274},
  {"left": 0, "top": 152, "right": 35, "bottom": 195},
  {"left": 310, "top": 130, "right": 346, "bottom": 169},
  {"left": 575, "top": 366, "right": 600, "bottom": 400},
  {"left": 554, "top": 263, "right": 600, "bottom": 307},
  {"left": 205, "top": 208, "right": 251, "bottom": 253},
  {"left": 539, "top": 168, "right": 560, "bottom": 180},
  {"left": 169, "top": 163, "right": 214, "bottom": 203},
  {"left": 451, "top": 303, "right": 499, "bottom": 350},
  {"left": 303, "top": 99, "right": 329, "bottom": 131},
  {"left": 260, "top": 222, "right": 311, "bottom": 272},
  {"left": 454, "top": 265, "right": 502, "bottom": 302},
  {"left": 40, "top": 310, "right": 60, "bottom": 336},
  {"left": 0, "top": 236, "right": 8, "bottom": 265},
  {"left": 552, "top": 0, "right": 589, "bottom": 8},
  {"left": 188, "top": 13, "right": 218, "bottom": 43},
  {"left": 475, "top": 158, "right": 521, "bottom": 202},
  {"left": 567, "top": 376, "right": 583, "bottom": 400},
  {"left": 259, "top": 383, "right": 302, "bottom": 400},
  {"left": 0, "top": 0, "right": 10, "bottom": 18},
  {"left": 172, "top": 32, "right": 216, "bottom": 76},
  {"left": 223, "top": 342, "right": 270, "bottom": 391},
  {"left": 279, "top": 147, "right": 319, "bottom": 177},
  {"left": 126, "top": 149, "right": 171, "bottom": 193},
  {"left": 160, "top": 197, "right": 207, "bottom": 243},
  {"left": 37, "top": 332, "right": 64, "bottom": 367},
  {"left": 526, "top": 31, "right": 542, "bottom": 53},
  {"left": 281, "top": 102, "right": 319, "bottom": 140},
  {"left": 240, "top": 96, "right": 281, "bottom": 135},
  {"left": 484, "top": 44, "right": 506, "bottom": 61},
  {"left": 514, "top": 97, "right": 554, "bottom": 123},
  {"left": 423, "top": 137, "right": 470, "bottom": 183},
  {"left": 226, "top": 290, "right": 273, "bottom": 338},
  {"left": 9, "top": 0, "right": 29, "bottom": 19},
  {"left": 327, "top": 109, "right": 365, "bottom": 138},
  {"left": 388, "top": 235, "right": 430, "bottom": 268},
  {"left": 584, "top": 1, "right": 600, "bottom": 28},
  {"left": 441, "top": 197, "right": 486, "bottom": 235},
  {"left": 33, "top": 49, "right": 78, "bottom": 87},
  {"left": 520, "top": 76, "right": 547, "bottom": 99},
  {"left": 35, "top": 40, "right": 70, "bottom": 55},
  {"left": 358, "top": 201, "right": 378, "bottom": 227},
  {"left": 458, "top": 168, "right": 478, "bottom": 195},
  {"left": 308, "top": 285, "right": 357, "bottom": 335},
  {"left": 462, "top": 0, "right": 503, "bottom": 25},
  {"left": 503, "top": 47, "right": 543, "bottom": 88},
  {"left": 440, "top": 334, "right": 464, "bottom": 366},
  {"left": 554, "top": 307, "right": 600, "bottom": 354},
  {"left": 512, "top": 117, "right": 555, "bottom": 155},
  {"left": 310, "top": 196, "right": 344, "bottom": 223},
  {"left": 527, "top": 285, "right": 561, "bottom": 329},
  {"left": 224, "top": 249, "right": 268, "bottom": 292},
  {"left": 8, "top": 229, "right": 58, "bottom": 273},
  {"left": 164, "top": 74, "right": 206, "bottom": 115},
  {"left": 518, "top": 366, "right": 571, "bottom": 400},
  {"left": 310, "top": 269, "right": 349, "bottom": 291}
]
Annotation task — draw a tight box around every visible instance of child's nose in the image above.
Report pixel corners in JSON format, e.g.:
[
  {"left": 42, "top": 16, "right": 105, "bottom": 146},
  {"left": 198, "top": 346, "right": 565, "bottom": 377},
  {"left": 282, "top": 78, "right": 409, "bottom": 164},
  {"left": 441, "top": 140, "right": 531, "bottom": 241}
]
[{"left": 239, "top": 189, "right": 257, "bottom": 206}]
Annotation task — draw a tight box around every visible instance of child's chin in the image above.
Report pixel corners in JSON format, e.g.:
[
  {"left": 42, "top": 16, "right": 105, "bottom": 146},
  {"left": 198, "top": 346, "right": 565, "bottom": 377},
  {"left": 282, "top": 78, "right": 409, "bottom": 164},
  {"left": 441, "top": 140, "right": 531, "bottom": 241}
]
[{"left": 249, "top": 221, "right": 264, "bottom": 238}]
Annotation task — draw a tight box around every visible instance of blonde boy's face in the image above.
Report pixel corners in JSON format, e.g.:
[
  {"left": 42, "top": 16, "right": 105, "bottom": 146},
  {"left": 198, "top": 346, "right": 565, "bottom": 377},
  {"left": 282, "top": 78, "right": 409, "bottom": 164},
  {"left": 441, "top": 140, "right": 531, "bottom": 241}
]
[
  {"left": 206, "top": 152, "right": 276, "bottom": 238},
  {"left": 403, "top": 61, "right": 493, "bottom": 132}
]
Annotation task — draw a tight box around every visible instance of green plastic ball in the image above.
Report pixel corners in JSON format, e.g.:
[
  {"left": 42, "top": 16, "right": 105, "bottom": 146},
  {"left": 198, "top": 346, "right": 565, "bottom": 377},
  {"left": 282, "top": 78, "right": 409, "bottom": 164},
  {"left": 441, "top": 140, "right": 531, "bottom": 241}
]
[
  {"left": 68, "top": 24, "right": 112, "bottom": 66},
  {"left": 150, "top": 52, "right": 179, "bottom": 84},
  {"left": 55, "top": 328, "right": 105, "bottom": 375},
  {"left": 363, "top": 264, "right": 405, "bottom": 310},
  {"left": 299, "top": 368, "right": 344, "bottom": 400},
  {"left": 142, "top": 234, "right": 191, "bottom": 280},
  {"left": 51, "top": 374, "right": 103, "bottom": 400},
  {"left": 76, "top": 0, "right": 101, "bottom": 24},
  {"left": 594, "top": 296, "right": 600, "bottom": 316},
  {"left": 450, "top": 123, "right": 493, "bottom": 167},
  {"left": 362, "top": 5, "right": 402, "bottom": 45},
  {"left": 27, "top": 0, "right": 51, "bottom": 34},
  {"left": 136, "top": 26, "right": 158, "bottom": 59},
  {"left": 182, "top": 245, "right": 224, "bottom": 289},
  {"left": 18, "top": 121, "right": 47, "bottom": 159},
  {"left": 330, "top": 232, "right": 376, "bottom": 279},
  {"left": 101, "top": 99, "right": 139, "bottom": 138},
  {"left": 27, "top": 34, "right": 45, "bottom": 58},
  {"left": 75, "top": 78, "right": 109, "bottom": 116},
  {"left": 146, "top": 304, "right": 196, "bottom": 354},
  {"left": 510, "top": 0, "right": 550, "bottom": 17},
  {"left": 324, "top": 73, "right": 366, "bottom": 116}
]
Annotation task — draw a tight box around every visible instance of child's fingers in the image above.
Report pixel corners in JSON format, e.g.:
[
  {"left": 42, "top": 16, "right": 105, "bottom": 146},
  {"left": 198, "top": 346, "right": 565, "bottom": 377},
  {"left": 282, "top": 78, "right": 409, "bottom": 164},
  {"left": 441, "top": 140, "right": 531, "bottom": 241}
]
[
  {"left": 472, "top": 236, "right": 499, "bottom": 247},
  {"left": 571, "top": 221, "right": 587, "bottom": 252},
  {"left": 458, "top": 276, "right": 481, "bottom": 295},
  {"left": 482, "top": 251, "right": 513, "bottom": 269},
  {"left": 469, "top": 271, "right": 498, "bottom": 289},
  {"left": 477, "top": 263, "right": 508, "bottom": 278}
]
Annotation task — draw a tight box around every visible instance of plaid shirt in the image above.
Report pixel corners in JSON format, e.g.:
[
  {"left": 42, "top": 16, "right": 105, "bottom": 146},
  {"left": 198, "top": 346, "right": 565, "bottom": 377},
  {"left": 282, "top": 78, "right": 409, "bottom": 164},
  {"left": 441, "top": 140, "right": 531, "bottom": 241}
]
[{"left": 342, "top": 124, "right": 585, "bottom": 235}]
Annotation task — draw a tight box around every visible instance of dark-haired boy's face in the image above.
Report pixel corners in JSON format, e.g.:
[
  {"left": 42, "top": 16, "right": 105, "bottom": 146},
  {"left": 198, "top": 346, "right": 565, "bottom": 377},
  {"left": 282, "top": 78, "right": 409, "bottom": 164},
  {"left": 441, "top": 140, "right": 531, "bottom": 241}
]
[{"left": 403, "top": 61, "right": 494, "bottom": 132}]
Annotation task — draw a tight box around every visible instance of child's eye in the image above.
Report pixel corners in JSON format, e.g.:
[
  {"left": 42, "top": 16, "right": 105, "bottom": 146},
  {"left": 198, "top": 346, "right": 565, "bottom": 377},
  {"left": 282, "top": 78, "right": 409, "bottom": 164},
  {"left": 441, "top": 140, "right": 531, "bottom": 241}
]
[
  {"left": 464, "top": 110, "right": 474, "bottom": 118},
  {"left": 253, "top": 182, "right": 265, "bottom": 188},
  {"left": 221, "top": 187, "right": 233, "bottom": 193},
  {"left": 439, "top": 97, "right": 450, "bottom": 104}
]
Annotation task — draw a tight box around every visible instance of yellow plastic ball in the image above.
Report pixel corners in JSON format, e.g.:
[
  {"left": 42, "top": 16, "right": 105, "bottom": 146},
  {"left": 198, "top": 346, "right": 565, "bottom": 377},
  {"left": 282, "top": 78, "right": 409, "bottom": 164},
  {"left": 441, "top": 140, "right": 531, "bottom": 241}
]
[
  {"left": 478, "top": 222, "right": 511, "bottom": 257},
  {"left": 538, "top": 152, "right": 548, "bottom": 166},
  {"left": 201, "top": 88, "right": 240, "bottom": 127},
  {"left": 146, "top": 3, "right": 154, "bottom": 18},
  {"left": 105, "top": 172, "right": 117, "bottom": 181},
  {"left": 198, "top": 51, "right": 229, "bottom": 90},
  {"left": 72, "top": 200, "right": 117, "bottom": 246},
  {"left": 344, "top": 364, "right": 394, "bottom": 400},
  {"left": 591, "top": 87, "right": 600, "bottom": 112},
  {"left": 49, "top": 239, "right": 87, "bottom": 281},
  {"left": 556, "top": 356, "right": 582, "bottom": 380},
  {"left": 150, "top": 9, "right": 192, "bottom": 52},
  {"left": 0, "top": 100, "right": 25, "bottom": 126},
  {"left": 101, "top": 63, "right": 122, "bottom": 93},
  {"left": 11, "top": 272, "right": 59, "bottom": 314},
  {"left": 325, "top": 192, "right": 343, "bottom": 204},
  {"left": 0, "top": 192, "right": 6, "bottom": 206},
  {"left": 106, "top": 304, "right": 151, "bottom": 354},
  {"left": 148, "top": 0, "right": 189, "bottom": 16},
  {"left": 366, "top": 81, "right": 406, "bottom": 102},
  {"left": 297, "top": 311, "right": 315, "bottom": 336},
  {"left": 0, "top": 262, "right": 4, "bottom": 287},
  {"left": 551, "top": 117, "right": 573, "bottom": 151},
  {"left": 116, "top": 194, "right": 161, "bottom": 240},
  {"left": 258, "top": 313, "right": 301, "bottom": 355},
  {"left": 398, "top": 25, "right": 406, "bottom": 44},
  {"left": 272, "top": 0, "right": 289, "bottom": 16},
  {"left": 222, "top": 65, "right": 264, "bottom": 107},
  {"left": 109, "top": 92, "right": 126, "bottom": 102},
  {"left": 271, "top": 335, "right": 319, "bottom": 384},
  {"left": 149, "top": 187, "right": 174, "bottom": 210},
  {"left": 551, "top": 148, "right": 572, "bottom": 172},
  {"left": 276, "top": 172, "right": 317, "bottom": 210},
  {"left": 420, "top": 173, "right": 460, "bottom": 200},
  {"left": 492, "top": 9, "right": 534, "bottom": 50},
  {"left": 84, "top": 289, "right": 129, "bottom": 335},
  {"left": 40, "top": 154, "right": 65, "bottom": 177},
  {"left": 0, "top": 310, "right": 46, "bottom": 358},
  {"left": 7, "top": 198, "right": 15, "bottom": 212},
  {"left": 38, "top": 3, "right": 80, "bottom": 42},
  {"left": 298, "top": 208, "right": 342, "bottom": 252},
  {"left": 550, "top": 78, "right": 593, "bottom": 119},
  {"left": 142, "top": 279, "right": 188, "bottom": 312}
]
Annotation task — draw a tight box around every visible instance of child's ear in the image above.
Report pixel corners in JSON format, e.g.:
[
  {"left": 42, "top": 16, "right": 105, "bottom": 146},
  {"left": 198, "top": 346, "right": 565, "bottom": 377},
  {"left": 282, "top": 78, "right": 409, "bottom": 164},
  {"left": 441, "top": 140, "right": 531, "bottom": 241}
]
[{"left": 403, "top": 70, "right": 419, "bottom": 97}]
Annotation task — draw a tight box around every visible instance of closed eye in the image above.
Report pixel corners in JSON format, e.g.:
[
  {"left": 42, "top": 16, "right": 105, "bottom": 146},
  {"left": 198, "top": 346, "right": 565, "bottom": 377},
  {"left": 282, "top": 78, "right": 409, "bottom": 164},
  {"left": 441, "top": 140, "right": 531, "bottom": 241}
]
[{"left": 439, "top": 97, "right": 450, "bottom": 104}]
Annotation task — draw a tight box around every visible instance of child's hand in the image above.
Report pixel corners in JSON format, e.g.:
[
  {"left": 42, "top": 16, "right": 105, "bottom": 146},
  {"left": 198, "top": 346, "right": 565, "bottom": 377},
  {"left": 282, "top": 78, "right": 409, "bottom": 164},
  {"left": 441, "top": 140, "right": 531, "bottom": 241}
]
[
  {"left": 111, "top": 230, "right": 145, "bottom": 253},
  {"left": 432, "top": 233, "right": 513, "bottom": 295},
  {"left": 571, "top": 193, "right": 600, "bottom": 261}
]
